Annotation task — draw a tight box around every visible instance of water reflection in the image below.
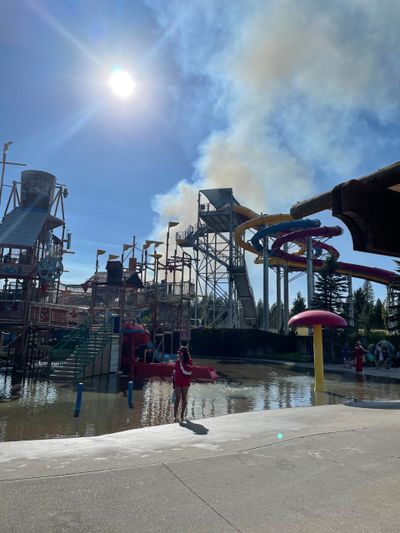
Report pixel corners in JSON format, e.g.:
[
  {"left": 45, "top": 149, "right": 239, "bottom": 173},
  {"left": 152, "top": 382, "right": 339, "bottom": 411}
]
[{"left": 0, "top": 360, "right": 399, "bottom": 442}]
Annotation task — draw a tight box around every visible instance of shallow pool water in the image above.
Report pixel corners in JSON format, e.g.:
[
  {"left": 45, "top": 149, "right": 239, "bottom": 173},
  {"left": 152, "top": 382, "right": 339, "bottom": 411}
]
[{"left": 1, "top": 360, "right": 399, "bottom": 441}]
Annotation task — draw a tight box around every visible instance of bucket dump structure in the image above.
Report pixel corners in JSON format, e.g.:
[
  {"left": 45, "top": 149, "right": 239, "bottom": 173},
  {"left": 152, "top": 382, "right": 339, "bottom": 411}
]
[{"left": 0, "top": 170, "right": 85, "bottom": 371}]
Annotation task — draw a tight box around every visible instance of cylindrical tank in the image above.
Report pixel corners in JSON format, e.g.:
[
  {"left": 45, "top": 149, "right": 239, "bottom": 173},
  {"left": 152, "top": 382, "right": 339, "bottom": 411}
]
[{"left": 20, "top": 170, "right": 56, "bottom": 210}]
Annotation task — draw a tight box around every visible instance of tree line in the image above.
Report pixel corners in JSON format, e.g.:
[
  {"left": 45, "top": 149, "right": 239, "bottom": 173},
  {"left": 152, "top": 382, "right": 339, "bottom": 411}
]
[
  {"left": 256, "top": 255, "right": 394, "bottom": 333},
  {"left": 192, "top": 256, "right": 400, "bottom": 334}
]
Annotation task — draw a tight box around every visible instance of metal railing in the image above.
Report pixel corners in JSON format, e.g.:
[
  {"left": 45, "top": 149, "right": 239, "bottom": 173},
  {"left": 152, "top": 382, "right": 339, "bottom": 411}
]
[
  {"left": 47, "top": 317, "right": 113, "bottom": 381},
  {"left": 176, "top": 224, "right": 195, "bottom": 242},
  {"left": 70, "top": 323, "right": 112, "bottom": 382},
  {"left": 0, "top": 333, "right": 23, "bottom": 366},
  {"left": 47, "top": 318, "right": 91, "bottom": 374}
]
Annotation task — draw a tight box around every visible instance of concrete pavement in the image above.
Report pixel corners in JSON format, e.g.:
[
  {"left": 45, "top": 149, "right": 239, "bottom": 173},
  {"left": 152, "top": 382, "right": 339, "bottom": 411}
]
[{"left": 1, "top": 403, "right": 400, "bottom": 532}]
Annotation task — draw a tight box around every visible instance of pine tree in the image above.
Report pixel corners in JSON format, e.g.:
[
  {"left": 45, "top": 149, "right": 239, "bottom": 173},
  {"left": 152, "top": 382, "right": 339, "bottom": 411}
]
[
  {"left": 360, "top": 280, "right": 374, "bottom": 331},
  {"left": 312, "top": 255, "right": 348, "bottom": 361},
  {"left": 312, "top": 255, "right": 348, "bottom": 315},
  {"left": 269, "top": 302, "right": 284, "bottom": 332},
  {"left": 256, "top": 299, "right": 263, "bottom": 329},
  {"left": 362, "top": 280, "right": 374, "bottom": 305},
  {"left": 353, "top": 287, "right": 367, "bottom": 327},
  {"left": 290, "top": 291, "right": 306, "bottom": 316},
  {"left": 353, "top": 284, "right": 375, "bottom": 331},
  {"left": 371, "top": 298, "right": 385, "bottom": 329}
]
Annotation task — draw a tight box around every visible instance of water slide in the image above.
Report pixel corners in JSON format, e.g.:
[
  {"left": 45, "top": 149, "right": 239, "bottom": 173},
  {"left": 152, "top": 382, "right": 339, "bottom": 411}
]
[{"left": 233, "top": 212, "right": 400, "bottom": 286}]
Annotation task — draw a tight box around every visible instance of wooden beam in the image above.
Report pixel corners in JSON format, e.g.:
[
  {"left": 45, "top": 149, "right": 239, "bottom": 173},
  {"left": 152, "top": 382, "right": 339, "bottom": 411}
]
[
  {"left": 290, "top": 191, "right": 332, "bottom": 220},
  {"left": 290, "top": 160, "right": 400, "bottom": 219}
]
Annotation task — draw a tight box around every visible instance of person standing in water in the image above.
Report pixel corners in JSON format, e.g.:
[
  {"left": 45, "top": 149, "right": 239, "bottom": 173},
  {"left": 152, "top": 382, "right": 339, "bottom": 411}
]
[
  {"left": 354, "top": 340, "right": 366, "bottom": 373},
  {"left": 173, "top": 346, "right": 192, "bottom": 423},
  {"left": 342, "top": 342, "right": 352, "bottom": 368}
]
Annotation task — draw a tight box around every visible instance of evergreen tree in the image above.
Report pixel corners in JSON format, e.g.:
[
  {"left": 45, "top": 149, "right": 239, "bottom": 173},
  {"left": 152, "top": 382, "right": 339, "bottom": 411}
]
[
  {"left": 256, "top": 299, "right": 263, "bottom": 329},
  {"left": 312, "top": 255, "right": 348, "bottom": 315},
  {"left": 312, "top": 255, "right": 348, "bottom": 361},
  {"left": 382, "top": 297, "right": 390, "bottom": 330},
  {"left": 269, "top": 302, "right": 284, "bottom": 332},
  {"left": 371, "top": 298, "right": 385, "bottom": 329},
  {"left": 353, "top": 284, "right": 375, "bottom": 331},
  {"left": 362, "top": 280, "right": 374, "bottom": 304},
  {"left": 290, "top": 291, "right": 306, "bottom": 316},
  {"left": 360, "top": 280, "right": 374, "bottom": 331},
  {"left": 353, "top": 287, "right": 367, "bottom": 328}
]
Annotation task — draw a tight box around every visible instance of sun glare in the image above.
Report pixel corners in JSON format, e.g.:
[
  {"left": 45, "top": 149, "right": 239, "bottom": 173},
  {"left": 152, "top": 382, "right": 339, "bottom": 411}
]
[{"left": 109, "top": 69, "right": 135, "bottom": 99}]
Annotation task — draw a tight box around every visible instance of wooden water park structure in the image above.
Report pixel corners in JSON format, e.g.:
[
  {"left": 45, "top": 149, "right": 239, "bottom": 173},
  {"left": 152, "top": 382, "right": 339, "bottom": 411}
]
[{"left": 0, "top": 168, "right": 89, "bottom": 372}]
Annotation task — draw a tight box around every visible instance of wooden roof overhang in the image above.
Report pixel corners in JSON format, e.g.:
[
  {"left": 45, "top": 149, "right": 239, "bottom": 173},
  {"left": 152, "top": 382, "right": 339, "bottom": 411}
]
[{"left": 290, "top": 161, "right": 400, "bottom": 257}]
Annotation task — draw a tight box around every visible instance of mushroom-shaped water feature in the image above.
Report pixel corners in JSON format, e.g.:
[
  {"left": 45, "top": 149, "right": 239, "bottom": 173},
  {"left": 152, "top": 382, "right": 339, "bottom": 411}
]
[{"left": 288, "top": 310, "right": 347, "bottom": 389}]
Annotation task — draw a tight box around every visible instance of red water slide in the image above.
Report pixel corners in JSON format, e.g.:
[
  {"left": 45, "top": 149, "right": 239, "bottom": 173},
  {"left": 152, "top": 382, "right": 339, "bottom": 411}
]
[{"left": 271, "top": 226, "right": 399, "bottom": 286}]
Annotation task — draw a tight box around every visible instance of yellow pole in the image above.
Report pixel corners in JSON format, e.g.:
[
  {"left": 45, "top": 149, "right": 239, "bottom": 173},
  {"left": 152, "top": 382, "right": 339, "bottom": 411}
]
[{"left": 313, "top": 324, "right": 324, "bottom": 389}]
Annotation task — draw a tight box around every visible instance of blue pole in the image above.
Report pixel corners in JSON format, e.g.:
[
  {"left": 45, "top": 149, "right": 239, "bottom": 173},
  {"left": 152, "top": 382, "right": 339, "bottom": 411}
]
[
  {"left": 73, "top": 382, "right": 84, "bottom": 417},
  {"left": 128, "top": 380, "right": 134, "bottom": 409}
]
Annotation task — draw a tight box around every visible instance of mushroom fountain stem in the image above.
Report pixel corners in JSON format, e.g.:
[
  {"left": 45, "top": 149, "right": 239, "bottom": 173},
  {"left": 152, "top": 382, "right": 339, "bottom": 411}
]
[{"left": 313, "top": 324, "right": 324, "bottom": 389}]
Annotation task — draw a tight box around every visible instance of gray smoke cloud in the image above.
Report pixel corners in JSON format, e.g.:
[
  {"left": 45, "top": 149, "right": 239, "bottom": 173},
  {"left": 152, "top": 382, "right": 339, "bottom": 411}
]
[{"left": 148, "top": 0, "right": 400, "bottom": 240}]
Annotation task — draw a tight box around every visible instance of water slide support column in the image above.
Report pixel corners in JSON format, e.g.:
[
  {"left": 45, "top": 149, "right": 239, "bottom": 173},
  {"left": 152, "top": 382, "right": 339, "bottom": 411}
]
[
  {"left": 283, "top": 243, "right": 289, "bottom": 334},
  {"left": 263, "top": 236, "right": 269, "bottom": 331},
  {"left": 194, "top": 192, "right": 200, "bottom": 326},
  {"left": 276, "top": 266, "right": 282, "bottom": 333},
  {"left": 387, "top": 285, "right": 396, "bottom": 330},
  {"left": 227, "top": 192, "right": 234, "bottom": 328},
  {"left": 347, "top": 274, "right": 354, "bottom": 327},
  {"left": 306, "top": 236, "right": 314, "bottom": 307}
]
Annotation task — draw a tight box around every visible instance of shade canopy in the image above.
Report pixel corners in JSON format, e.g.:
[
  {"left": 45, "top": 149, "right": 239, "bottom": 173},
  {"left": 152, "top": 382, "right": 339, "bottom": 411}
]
[{"left": 288, "top": 310, "right": 347, "bottom": 328}]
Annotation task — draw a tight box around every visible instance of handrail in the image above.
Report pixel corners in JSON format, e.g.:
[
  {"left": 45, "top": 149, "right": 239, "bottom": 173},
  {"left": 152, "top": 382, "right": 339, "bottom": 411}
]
[
  {"left": 72, "top": 322, "right": 112, "bottom": 382},
  {"left": 47, "top": 315, "right": 113, "bottom": 379},
  {"left": 2, "top": 332, "right": 22, "bottom": 350},
  {"left": 47, "top": 317, "right": 91, "bottom": 374},
  {"left": 0, "top": 332, "right": 23, "bottom": 362},
  {"left": 52, "top": 317, "right": 91, "bottom": 355}
]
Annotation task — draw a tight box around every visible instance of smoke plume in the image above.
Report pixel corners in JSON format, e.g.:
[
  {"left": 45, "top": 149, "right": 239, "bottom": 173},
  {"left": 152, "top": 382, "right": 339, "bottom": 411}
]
[{"left": 148, "top": 0, "right": 400, "bottom": 239}]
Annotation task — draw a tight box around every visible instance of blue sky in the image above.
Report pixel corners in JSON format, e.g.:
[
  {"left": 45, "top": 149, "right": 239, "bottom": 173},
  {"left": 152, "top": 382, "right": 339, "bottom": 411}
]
[{"left": 1, "top": 0, "right": 400, "bottom": 303}]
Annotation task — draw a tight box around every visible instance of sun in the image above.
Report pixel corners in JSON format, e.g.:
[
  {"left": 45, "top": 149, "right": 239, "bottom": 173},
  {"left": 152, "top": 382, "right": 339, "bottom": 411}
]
[{"left": 109, "top": 69, "right": 135, "bottom": 99}]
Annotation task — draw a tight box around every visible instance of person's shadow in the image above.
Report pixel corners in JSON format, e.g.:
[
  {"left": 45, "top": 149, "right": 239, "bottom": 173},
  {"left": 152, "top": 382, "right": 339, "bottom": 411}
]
[{"left": 180, "top": 419, "right": 209, "bottom": 435}]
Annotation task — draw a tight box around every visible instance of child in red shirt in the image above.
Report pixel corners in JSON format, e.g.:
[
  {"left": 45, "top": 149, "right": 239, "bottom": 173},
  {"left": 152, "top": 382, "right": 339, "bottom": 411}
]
[{"left": 173, "top": 346, "right": 192, "bottom": 422}]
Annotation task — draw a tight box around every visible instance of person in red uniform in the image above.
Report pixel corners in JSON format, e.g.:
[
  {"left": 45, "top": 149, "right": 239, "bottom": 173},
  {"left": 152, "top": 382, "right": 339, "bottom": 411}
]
[
  {"left": 173, "top": 346, "right": 192, "bottom": 422},
  {"left": 354, "top": 340, "right": 366, "bottom": 372}
]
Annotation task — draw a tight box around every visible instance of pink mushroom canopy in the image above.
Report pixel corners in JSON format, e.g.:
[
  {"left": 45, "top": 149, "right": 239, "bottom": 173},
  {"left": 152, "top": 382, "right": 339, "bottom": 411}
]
[{"left": 288, "top": 310, "right": 347, "bottom": 328}]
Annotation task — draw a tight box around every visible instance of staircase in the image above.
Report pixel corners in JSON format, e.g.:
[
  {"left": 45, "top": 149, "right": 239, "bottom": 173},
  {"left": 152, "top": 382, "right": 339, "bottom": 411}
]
[
  {"left": 176, "top": 224, "right": 207, "bottom": 248},
  {"left": 230, "top": 265, "right": 257, "bottom": 326},
  {"left": 48, "top": 321, "right": 112, "bottom": 382},
  {"left": 177, "top": 220, "right": 257, "bottom": 328}
]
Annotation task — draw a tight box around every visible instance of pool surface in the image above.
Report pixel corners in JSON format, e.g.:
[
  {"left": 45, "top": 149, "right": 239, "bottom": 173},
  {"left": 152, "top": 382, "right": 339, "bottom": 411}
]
[{"left": 1, "top": 359, "right": 399, "bottom": 441}]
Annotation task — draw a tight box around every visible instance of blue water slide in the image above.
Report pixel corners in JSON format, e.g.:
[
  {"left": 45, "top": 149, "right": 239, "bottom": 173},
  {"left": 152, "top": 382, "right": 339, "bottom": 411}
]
[{"left": 250, "top": 219, "right": 321, "bottom": 253}]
